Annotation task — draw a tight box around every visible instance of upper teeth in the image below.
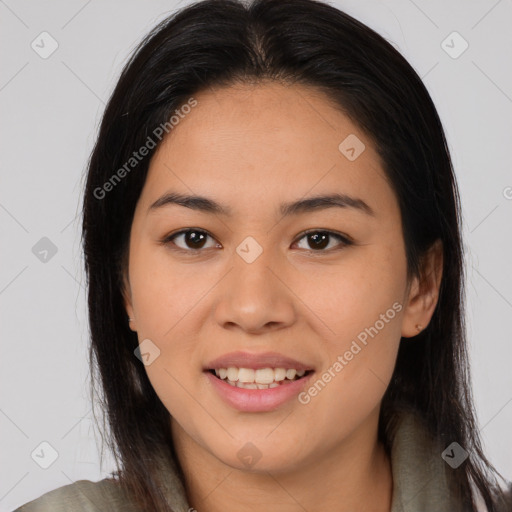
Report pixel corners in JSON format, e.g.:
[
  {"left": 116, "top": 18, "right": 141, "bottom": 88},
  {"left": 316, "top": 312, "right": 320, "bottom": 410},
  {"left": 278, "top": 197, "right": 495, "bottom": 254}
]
[{"left": 215, "top": 367, "right": 306, "bottom": 384}]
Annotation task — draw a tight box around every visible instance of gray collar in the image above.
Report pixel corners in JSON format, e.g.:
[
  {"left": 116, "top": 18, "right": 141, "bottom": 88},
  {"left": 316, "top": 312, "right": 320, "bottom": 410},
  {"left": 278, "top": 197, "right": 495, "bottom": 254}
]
[{"left": 389, "top": 412, "right": 459, "bottom": 511}]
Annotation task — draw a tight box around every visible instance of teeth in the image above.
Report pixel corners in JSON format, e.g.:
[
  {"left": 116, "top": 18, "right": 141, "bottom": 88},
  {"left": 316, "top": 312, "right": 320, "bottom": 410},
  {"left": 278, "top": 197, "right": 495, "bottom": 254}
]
[
  {"left": 286, "top": 369, "right": 296, "bottom": 380},
  {"left": 238, "top": 368, "right": 255, "bottom": 383},
  {"left": 274, "top": 368, "right": 286, "bottom": 381},
  {"left": 236, "top": 381, "right": 258, "bottom": 389},
  {"left": 227, "top": 367, "right": 238, "bottom": 381},
  {"left": 233, "top": 381, "right": 282, "bottom": 390},
  {"left": 254, "top": 368, "right": 275, "bottom": 384},
  {"left": 212, "top": 366, "right": 309, "bottom": 387}
]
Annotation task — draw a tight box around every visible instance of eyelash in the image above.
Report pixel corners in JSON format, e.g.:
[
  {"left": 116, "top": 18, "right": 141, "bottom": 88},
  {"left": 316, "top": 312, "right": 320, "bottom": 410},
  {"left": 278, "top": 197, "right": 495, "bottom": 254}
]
[{"left": 161, "top": 228, "right": 353, "bottom": 255}]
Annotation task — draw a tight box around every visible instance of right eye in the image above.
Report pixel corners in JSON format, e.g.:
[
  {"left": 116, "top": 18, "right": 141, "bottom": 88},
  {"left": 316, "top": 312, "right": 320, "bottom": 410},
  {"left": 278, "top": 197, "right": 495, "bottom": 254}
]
[{"left": 162, "top": 228, "right": 221, "bottom": 252}]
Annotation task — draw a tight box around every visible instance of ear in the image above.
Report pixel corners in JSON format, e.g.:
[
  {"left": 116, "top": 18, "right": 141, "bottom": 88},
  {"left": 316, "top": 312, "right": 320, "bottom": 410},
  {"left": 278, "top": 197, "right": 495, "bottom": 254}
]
[
  {"left": 401, "top": 239, "right": 443, "bottom": 338},
  {"left": 121, "top": 271, "right": 137, "bottom": 332}
]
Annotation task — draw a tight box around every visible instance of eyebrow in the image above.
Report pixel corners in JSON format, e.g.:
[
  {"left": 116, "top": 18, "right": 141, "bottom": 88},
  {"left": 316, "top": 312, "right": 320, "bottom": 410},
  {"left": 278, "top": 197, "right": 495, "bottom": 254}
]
[{"left": 148, "top": 191, "right": 375, "bottom": 217}]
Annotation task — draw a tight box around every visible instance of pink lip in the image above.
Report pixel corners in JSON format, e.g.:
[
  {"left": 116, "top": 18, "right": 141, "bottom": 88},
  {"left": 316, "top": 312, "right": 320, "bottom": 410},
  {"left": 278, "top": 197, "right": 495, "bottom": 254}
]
[
  {"left": 205, "top": 371, "right": 314, "bottom": 412},
  {"left": 205, "top": 351, "right": 314, "bottom": 371}
]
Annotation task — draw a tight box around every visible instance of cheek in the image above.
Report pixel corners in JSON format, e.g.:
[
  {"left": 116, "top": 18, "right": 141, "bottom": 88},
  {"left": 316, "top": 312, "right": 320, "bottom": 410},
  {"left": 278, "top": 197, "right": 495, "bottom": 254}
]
[
  {"left": 297, "top": 294, "right": 403, "bottom": 445},
  {"left": 128, "top": 239, "right": 209, "bottom": 339},
  {"left": 298, "top": 239, "right": 407, "bottom": 342},
  {"left": 127, "top": 243, "right": 208, "bottom": 405},
  {"left": 295, "top": 242, "right": 406, "bottom": 419},
  {"left": 128, "top": 248, "right": 204, "bottom": 423}
]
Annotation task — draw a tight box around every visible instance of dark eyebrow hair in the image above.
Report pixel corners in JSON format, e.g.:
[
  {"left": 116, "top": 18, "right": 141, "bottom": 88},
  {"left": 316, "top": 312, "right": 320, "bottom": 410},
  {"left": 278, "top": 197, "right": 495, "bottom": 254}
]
[{"left": 148, "top": 191, "right": 375, "bottom": 217}]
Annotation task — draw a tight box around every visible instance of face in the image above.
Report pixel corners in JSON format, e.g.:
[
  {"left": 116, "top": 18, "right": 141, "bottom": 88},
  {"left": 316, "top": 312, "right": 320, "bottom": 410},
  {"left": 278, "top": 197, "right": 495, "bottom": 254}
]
[{"left": 123, "top": 81, "right": 433, "bottom": 473}]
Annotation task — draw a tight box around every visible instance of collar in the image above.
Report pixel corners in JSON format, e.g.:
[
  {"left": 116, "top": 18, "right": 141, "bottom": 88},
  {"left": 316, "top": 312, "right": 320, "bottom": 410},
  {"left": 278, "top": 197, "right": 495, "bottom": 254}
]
[{"left": 389, "top": 412, "right": 460, "bottom": 511}]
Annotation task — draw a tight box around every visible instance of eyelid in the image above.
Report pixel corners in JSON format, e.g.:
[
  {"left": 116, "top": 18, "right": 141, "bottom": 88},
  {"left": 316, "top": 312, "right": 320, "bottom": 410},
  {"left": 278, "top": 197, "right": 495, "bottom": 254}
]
[{"left": 162, "top": 228, "right": 353, "bottom": 252}]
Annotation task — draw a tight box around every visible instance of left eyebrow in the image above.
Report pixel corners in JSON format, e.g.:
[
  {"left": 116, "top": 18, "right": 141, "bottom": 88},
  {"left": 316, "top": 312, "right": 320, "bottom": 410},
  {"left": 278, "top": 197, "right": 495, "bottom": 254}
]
[
  {"left": 148, "top": 191, "right": 375, "bottom": 217},
  {"left": 279, "top": 193, "right": 375, "bottom": 217}
]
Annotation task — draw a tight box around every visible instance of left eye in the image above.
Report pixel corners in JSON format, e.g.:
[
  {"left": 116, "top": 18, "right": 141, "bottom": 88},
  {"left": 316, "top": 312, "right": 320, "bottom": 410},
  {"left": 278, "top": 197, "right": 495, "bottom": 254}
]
[
  {"left": 294, "top": 230, "right": 352, "bottom": 251},
  {"left": 163, "top": 229, "right": 351, "bottom": 252}
]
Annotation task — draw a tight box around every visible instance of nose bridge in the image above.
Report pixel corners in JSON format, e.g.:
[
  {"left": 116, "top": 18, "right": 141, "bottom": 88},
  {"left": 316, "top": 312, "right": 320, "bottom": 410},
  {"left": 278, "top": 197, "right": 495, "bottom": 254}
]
[
  {"left": 232, "top": 236, "right": 280, "bottom": 305},
  {"left": 213, "top": 235, "right": 296, "bottom": 333}
]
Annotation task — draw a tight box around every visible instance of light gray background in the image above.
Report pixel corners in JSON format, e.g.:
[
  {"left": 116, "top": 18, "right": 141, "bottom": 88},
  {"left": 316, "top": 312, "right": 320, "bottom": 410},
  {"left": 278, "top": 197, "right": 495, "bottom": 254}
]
[{"left": 1, "top": 0, "right": 511, "bottom": 510}]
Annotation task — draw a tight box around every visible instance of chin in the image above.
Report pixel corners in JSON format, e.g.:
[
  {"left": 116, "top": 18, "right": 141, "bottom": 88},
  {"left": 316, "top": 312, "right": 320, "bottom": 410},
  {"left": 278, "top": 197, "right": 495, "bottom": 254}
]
[{"left": 206, "top": 436, "right": 307, "bottom": 474}]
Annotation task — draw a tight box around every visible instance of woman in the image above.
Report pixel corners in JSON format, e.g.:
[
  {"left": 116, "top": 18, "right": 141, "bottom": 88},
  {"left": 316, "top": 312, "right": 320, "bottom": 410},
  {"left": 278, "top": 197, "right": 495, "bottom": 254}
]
[{"left": 16, "top": 0, "right": 511, "bottom": 510}]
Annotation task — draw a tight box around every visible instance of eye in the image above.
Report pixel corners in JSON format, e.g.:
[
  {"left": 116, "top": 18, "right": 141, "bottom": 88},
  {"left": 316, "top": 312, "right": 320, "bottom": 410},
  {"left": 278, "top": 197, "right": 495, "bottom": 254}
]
[
  {"left": 163, "top": 229, "right": 220, "bottom": 252},
  {"left": 293, "top": 230, "right": 352, "bottom": 252}
]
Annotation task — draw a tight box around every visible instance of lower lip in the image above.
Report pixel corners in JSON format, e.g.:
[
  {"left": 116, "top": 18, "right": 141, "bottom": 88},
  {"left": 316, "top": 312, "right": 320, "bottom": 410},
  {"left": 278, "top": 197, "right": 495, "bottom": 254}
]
[{"left": 205, "top": 371, "right": 314, "bottom": 412}]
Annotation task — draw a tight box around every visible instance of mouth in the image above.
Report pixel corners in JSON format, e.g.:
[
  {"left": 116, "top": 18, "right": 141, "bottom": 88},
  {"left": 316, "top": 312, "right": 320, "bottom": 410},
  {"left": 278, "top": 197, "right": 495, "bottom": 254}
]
[{"left": 207, "top": 367, "right": 314, "bottom": 390}]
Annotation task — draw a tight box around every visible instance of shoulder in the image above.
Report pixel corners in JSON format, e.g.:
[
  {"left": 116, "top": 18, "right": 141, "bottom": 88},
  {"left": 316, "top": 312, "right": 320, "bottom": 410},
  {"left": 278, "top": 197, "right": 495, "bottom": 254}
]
[
  {"left": 14, "top": 477, "right": 142, "bottom": 512},
  {"left": 389, "top": 410, "right": 512, "bottom": 512}
]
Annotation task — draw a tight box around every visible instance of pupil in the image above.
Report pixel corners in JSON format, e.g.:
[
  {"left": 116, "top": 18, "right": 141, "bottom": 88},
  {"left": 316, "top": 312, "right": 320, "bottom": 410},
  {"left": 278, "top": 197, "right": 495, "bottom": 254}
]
[
  {"left": 186, "top": 231, "right": 205, "bottom": 249},
  {"left": 309, "top": 232, "right": 328, "bottom": 250}
]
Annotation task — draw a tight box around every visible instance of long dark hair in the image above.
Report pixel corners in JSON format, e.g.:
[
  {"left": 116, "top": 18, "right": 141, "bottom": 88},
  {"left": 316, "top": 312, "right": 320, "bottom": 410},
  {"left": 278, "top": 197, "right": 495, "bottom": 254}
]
[{"left": 82, "top": 0, "right": 508, "bottom": 510}]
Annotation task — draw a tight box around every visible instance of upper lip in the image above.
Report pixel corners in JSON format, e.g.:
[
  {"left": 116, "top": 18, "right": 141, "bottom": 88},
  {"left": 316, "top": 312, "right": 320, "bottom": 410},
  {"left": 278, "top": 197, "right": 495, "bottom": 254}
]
[{"left": 205, "top": 351, "right": 314, "bottom": 371}]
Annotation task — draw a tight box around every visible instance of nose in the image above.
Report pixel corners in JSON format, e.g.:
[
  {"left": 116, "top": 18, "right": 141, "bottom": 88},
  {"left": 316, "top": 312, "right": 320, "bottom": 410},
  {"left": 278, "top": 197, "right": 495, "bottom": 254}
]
[{"left": 213, "top": 248, "right": 297, "bottom": 335}]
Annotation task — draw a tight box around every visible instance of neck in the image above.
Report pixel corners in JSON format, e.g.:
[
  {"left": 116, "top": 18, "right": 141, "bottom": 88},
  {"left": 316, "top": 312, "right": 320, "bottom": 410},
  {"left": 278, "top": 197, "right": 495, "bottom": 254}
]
[{"left": 171, "top": 411, "right": 393, "bottom": 512}]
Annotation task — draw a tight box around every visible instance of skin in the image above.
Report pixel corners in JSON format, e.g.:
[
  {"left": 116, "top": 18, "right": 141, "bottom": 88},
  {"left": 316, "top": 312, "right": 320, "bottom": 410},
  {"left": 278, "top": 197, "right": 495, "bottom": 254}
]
[{"left": 123, "top": 81, "right": 443, "bottom": 512}]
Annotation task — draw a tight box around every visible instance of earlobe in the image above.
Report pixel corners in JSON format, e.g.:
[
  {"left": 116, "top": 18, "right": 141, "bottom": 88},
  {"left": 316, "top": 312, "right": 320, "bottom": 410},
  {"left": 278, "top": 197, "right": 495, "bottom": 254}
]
[
  {"left": 126, "top": 309, "right": 137, "bottom": 332},
  {"left": 401, "top": 240, "right": 443, "bottom": 338},
  {"left": 121, "top": 274, "right": 137, "bottom": 332}
]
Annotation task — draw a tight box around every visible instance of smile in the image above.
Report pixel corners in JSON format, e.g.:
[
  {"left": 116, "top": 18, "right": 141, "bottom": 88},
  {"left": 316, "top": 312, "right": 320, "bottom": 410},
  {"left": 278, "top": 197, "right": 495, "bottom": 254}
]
[
  {"left": 205, "top": 367, "right": 314, "bottom": 412},
  {"left": 209, "top": 367, "right": 310, "bottom": 389}
]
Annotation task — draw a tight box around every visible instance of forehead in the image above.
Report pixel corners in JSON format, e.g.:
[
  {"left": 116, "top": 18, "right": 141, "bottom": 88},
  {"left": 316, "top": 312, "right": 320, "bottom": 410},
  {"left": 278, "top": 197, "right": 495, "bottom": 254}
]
[
  {"left": 141, "top": 81, "right": 394, "bottom": 217},
  {"left": 161, "top": 81, "right": 371, "bottom": 159}
]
